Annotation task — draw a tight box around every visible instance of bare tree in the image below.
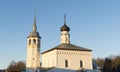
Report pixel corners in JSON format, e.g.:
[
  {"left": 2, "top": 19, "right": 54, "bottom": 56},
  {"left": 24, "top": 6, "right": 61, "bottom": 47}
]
[{"left": 7, "top": 60, "right": 25, "bottom": 72}]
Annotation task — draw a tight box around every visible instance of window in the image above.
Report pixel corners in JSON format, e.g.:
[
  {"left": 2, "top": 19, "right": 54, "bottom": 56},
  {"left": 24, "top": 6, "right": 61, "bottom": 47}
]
[
  {"left": 33, "top": 39, "right": 36, "bottom": 44},
  {"left": 80, "top": 60, "right": 83, "bottom": 67},
  {"left": 29, "top": 39, "right": 31, "bottom": 45},
  {"left": 38, "top": 39, "right": 40, "bottom": 44},
  {"left": 65, "top": 60, "right": 68, "bottom": 67}
]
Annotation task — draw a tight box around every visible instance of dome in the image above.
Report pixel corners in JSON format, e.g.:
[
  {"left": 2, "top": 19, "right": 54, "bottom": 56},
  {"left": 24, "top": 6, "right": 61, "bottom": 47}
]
[
  {"left": 60, "top": 24, "right": 70, "bottom": 31},
  {"left": 28, "top": 31, "right": 40, "bottom": 38}
]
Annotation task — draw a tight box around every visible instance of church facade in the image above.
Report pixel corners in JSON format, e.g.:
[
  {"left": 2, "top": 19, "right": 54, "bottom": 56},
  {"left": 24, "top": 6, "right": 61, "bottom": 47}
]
[
  {"left": 25, "top": 14, "right": 93, "bottom": 72},
  {"left": 42, "top": 15, "right": 93, "bottom": 71}
]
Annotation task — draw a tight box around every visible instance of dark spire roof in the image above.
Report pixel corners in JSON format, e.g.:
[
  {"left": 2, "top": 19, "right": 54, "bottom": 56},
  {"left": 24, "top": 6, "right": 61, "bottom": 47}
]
[
  {"left": 28, "top": 13, "right": 40, "bottom": 38},
  {"left": 32, "top": 12, "right": 37, "bottom": 32},
  {"left": 60, "top": 14, "right": 70, "bottom": 31}
]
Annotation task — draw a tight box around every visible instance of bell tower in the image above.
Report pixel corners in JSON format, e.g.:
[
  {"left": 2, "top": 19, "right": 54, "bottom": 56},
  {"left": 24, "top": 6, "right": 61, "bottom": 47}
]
[{"left": 26, "top": 13, "right": 41, "bottom": 69}]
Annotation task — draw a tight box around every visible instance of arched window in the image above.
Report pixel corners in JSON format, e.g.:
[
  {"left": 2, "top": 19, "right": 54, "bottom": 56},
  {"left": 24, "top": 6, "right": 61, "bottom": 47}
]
[
  {"left": 33, "top": 39, "right": 36, "bottom": 44},
  {"left": 80, "top": 60, "right": 83, "bottom": 67},
  {"left": 65, "top": 60, "right": 68, "bottom": 67},
  {"left": 37, "top": 39, "right": 40, "bottom": 47},
  {"left": 29, "top": 39, "right": 31, "bottom": 45},
  {"left": 38, "top": 39, "right": 40, "bottom": 44}
]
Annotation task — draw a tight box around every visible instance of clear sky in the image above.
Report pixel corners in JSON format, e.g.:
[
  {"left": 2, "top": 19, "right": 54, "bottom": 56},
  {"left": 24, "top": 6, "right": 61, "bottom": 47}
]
[{"left": 0, "top": 0, "right": 120, "bottom": 69}]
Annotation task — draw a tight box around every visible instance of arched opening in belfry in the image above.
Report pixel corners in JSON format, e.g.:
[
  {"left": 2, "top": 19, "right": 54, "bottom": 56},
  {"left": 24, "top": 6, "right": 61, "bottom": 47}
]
[
  {"left": 33, "top": 39, "right": 36, "bottom": 45},
  {"left": 29, "top": 39, "right": 31, "bottom": 45},
  {"left": 38, "top": 39, "right": 40, "bottom": 44}
]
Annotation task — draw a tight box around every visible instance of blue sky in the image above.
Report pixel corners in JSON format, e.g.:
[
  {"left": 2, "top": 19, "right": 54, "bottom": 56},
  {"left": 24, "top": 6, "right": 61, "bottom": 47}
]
[{"left": 0, "top": 0, "right": 120, "bottom": 69}]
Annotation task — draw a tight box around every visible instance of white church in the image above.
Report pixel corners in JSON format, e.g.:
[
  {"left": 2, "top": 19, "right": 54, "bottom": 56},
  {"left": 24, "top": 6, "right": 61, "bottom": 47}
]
[{"left": 25, "top": 14, "right": 100, "bottom": 72}]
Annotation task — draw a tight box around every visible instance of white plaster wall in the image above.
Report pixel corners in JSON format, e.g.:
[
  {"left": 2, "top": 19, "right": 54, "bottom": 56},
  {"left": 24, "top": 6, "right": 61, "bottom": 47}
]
[
  {"left": 42, "top": 49, "right": 92, "bottom": 70},
  {"left": 60, "top": 31, "right": 70, "bottom": 44},
  {"left": 57, "top": 50, "right": 93, "bottom": 70},
  {"left": 26, "top": 37, "right": 40, "bottom": 68},
  {"left": 42, "top": 50, "right": 57, "bottom": 68}
]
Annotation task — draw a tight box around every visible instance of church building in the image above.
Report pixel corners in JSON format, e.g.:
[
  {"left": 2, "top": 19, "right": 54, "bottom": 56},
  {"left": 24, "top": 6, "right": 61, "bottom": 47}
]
[
  {"left": 25, "top": 14, "right": 93, "bottom": 72},
  {"left": 42, "top": 15, "right": 93, "bottom": 71}
]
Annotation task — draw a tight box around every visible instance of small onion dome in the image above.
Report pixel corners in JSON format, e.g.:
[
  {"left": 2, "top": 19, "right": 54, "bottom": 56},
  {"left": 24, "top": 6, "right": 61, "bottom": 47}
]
[{"left": 60, "top": 24, "right": 70, "bottom": 31}]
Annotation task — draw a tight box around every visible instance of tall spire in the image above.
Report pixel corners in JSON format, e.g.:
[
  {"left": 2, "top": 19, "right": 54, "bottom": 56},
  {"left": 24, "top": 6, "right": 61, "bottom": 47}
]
[
  {"left": 28, "top": 12, "right": 40, "bottom": 38},
  {"left": 32, "top": 12, "right": 37, "bottom": 31},
  {"left": 34, "top": 12, "right": 36, "bottom": 26},
  {"left": 64, "top": 14, "right": 66, "bottom": 25}
]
